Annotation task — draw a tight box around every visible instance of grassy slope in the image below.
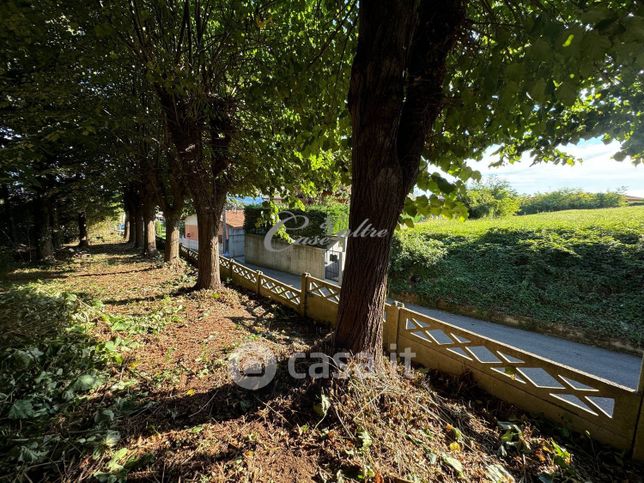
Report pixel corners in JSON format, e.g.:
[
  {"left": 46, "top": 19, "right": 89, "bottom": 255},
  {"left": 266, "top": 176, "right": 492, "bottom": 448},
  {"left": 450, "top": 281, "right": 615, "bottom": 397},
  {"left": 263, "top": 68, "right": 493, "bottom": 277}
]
[
  {"left": 389, "top": 206, "right": 644, "bottom": 346},
  {"left": 413, "top": 206, "right": 644, "bottom": 235}
]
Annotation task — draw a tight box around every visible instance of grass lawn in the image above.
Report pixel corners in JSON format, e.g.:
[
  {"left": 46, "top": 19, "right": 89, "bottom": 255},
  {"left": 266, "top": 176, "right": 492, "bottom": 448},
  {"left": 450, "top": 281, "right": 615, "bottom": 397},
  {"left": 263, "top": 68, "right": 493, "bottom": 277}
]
[
  {"left": 390, "top": 206, "right": 644, "bottom": 348},
  {"left": 2, "top": 241, "right": 642, "bottom": 481},
  {"left": 413, "top": 206, "right": 644, "bottom": 235}
]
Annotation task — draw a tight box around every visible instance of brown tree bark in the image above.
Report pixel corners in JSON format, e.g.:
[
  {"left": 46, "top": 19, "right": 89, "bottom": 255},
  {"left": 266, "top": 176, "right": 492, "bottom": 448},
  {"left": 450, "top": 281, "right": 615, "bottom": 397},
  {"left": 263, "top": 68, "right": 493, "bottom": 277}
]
[
  {"left": 143, "top": 216, "right": 157, "bottom": 256},
  {"left": 150, "top": 144, "right": 186, "bottom": 264},
  {"left": 334, "top": 0, "right": 465, "bottom": 361},
  {"left": 124, "top": 187, "right": 139, "bottom": 246},
  {"left": 51, "top": 204, "right": 63, "bottom": 249},
  {"left": 157, "top": 90, "right": 232, "bottom": 289},
  {"left": 123, "top": 211, "right": 131, "bottom": 241},
  {"left": 135, "top": 209, "right": 144, "bottom": 249},
  {"left": 164, "top": 212, "right": 180, "bottom": 263},
  {"left": 129, "top": 211, "right": 138, "bottom": 245},
  {"left": 78, "top": 211, "right": 89, "bottom": 248},
  {"left": 194, "top": 193, "right": 226, "bottom": 289},
  {"left": 142, "top": 190, "right": 157, "bottom": 256}
]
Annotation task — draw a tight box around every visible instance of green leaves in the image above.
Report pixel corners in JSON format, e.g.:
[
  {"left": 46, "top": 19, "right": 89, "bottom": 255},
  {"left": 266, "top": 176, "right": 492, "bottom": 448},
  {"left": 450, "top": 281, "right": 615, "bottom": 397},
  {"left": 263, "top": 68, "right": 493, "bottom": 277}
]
[
  {"left": 0, "top": 283, "right": 126, "bottom": 475},
  {"left": 441, "top": 453, "right": 463, "bottom": 477},
  {"left": 8, "top": 399, "right": 35, "bottom": 420},
  {"left": 71, "top": 373, "right": 99, "bottom": 392},
  {"left": 357, "top": 428, "right": 373, "bottom": 450},
  {"left": 313, "top": 392, "right": 331, "bottom": 418}
]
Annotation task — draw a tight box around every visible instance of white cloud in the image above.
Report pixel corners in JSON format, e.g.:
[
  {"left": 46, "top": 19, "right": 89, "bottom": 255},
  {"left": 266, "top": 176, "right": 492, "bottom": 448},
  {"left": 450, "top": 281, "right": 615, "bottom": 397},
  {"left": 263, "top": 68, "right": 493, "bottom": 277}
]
[{"left": 472, "top": 139, "right": 644, "bottom": 197}]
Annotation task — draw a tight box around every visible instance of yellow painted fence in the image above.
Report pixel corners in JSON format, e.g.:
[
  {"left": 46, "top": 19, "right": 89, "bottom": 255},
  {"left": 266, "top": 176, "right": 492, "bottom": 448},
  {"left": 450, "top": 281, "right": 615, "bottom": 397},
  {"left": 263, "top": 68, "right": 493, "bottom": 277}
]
[{"left": 169, "top": 241, "right": 644, "bottom": 460}]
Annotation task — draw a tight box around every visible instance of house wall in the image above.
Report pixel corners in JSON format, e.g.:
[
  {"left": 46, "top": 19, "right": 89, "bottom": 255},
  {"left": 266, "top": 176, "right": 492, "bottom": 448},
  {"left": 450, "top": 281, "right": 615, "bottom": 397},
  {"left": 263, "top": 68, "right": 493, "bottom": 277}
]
[
  {"left": 184, "top": 214, "right": 198, "bottom": 241},
  {"left": 185, "top": 224, "right": 198, "bottom": 240},
  {"left": 227, "top": 228, "right": 245, "bottom": 258},
  {"left": 245, "top": 234, "right": 325, "bottom": 279},
  {"left": 183, "top": 215, "right": 233, "bottom": 242}
]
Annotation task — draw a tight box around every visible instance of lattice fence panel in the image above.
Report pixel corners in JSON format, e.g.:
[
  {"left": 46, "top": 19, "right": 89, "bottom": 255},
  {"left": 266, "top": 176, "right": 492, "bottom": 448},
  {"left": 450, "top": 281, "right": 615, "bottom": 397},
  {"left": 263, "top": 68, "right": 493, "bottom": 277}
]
[
  {"left": 219, "top": 256, "right": 231, "bottom": 271},
  {"left": 260, "top": 276, "right": 301, "bottom": 308},
  {"left": 307, "top": 279, "right": 340, "bottom": 304},
  {"left": 399, "top": 309, "right": 638, "bottom": 429},
  {"left": 231, "top": 262, "right": 258, "bottom": 283}
]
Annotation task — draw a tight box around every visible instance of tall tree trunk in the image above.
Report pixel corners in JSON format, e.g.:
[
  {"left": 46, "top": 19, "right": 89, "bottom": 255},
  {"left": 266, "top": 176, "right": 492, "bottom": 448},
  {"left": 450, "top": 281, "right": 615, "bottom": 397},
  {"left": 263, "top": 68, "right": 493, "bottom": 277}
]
[
  {"left": 129, "top": 210, "right": 138, "bottom": 245},
  {"left": 123, "top": 211, "right": 130, "bottom": 241},
  {"left": 51, "top": 204, "right": 63, "bottom": 249},
  {"left": 334, "top": 0, "right": 465, "bottom": 361},
  {"left": 35, "top": 199, "right": 54, "bottom": 260},
  {"left": 78, "top": 211, "right": 89, "bottom": 248},
  {"left": 135, "top": 209, "right": 144, "bottom": 249},
  {"left": 195, "top": 196, "right": 226, "bottom": 290},
  {"left": 142, "top": 194, "right": 157, "bottom": 256},
  {"left": 164, "top": 212, "right": 180, "bottom": 263},
  {"left": 335, "top": 181, "right": 403, "bottom": 358},
  {"left": 157, "top": 90, "right": 231, "bottom": 290}
]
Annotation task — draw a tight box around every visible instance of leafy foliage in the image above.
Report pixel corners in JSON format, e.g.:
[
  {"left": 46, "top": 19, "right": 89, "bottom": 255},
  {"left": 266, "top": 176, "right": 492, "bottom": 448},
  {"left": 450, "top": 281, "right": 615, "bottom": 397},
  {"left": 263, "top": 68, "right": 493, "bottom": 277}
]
[
  {"left": 0, "top": 277, "right": 184, "bottom": 478},
  {"left": 244, "top": 203, "right": 349, "bottom": 243},
  {"left": 519, "top": 188, "right": 627, "bottom": 214},
  {"left": 0, "top": 284, "right": 119, "bottom": 477},
  {"left": 407, "top": 0, "right": 644, "bottom": 221},
  {"left": 463, "top": 178, "right": 521, "bottom": 219}
]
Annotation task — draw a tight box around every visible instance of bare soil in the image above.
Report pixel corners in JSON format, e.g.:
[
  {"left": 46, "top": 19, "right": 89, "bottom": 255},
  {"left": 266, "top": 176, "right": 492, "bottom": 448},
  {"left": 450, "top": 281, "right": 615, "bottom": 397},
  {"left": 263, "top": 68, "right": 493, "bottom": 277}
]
[{"left": 4, "top": 241, "right": 642, "bottom": 482}]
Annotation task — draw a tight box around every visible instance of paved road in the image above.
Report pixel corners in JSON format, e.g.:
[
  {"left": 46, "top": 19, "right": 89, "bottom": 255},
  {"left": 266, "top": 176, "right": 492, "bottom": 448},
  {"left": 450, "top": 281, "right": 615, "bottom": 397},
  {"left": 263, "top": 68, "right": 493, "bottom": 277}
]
[{"left": 241, "top": 260, "right": 642, "bottom": 389}]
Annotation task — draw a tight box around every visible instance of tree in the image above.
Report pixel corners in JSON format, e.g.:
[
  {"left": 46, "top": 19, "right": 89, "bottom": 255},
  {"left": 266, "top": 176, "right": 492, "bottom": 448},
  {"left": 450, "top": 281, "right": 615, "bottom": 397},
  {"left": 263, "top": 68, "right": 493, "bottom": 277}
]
[
  {"left": 0, "top": 0, "right": 138, "bottom": 256},
  {"left": 149, "top": 129, "right": 187, "bottom": 263},
  {"left": 334, "top": 0, "right": 643, "bottom": 360},
  {"left": 334, "top": 1, "right": 466, "bottom": 358},
  {"left": 465, "top": 178, "right": 521, "bottom": 219},
  {"left": 102, "top": 0, "right": 353, "bottom": 289}
]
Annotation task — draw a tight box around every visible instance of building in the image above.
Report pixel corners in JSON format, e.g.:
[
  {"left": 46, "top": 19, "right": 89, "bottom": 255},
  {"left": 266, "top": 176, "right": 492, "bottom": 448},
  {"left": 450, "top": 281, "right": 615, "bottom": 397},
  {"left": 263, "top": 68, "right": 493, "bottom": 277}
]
[
  {"left": 244, "top": 233, "right": 346, "bottom": 283},
  {"left": 181, "top": 210, "right": 245, "bottom": 259}
]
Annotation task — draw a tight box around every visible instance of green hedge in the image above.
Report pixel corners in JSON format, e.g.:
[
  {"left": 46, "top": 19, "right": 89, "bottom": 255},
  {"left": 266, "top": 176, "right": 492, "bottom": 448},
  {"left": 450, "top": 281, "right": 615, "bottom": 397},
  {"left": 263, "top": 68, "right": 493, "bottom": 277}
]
[
  {"left": 244, "top": 203, "right": 348, "bottom": 244},
  {"left": 519, "top": 189, "right": 626, "bottom": 214},
  {"left": 389, "top": 208, "right": 644, "bottom": 346}
]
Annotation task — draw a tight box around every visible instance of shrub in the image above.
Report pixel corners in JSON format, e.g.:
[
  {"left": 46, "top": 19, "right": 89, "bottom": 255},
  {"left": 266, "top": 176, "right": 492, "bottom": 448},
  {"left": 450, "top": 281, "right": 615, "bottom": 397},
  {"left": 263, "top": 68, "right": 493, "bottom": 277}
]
[
  {"left": 464, "top": 178, "right": 521, "bottom": 219},
  {"left": 244, "top": 202, "right": 349, "bottom": 244},
  {"left": 519, "top": 189, "right": 626, "bottom": 214}
]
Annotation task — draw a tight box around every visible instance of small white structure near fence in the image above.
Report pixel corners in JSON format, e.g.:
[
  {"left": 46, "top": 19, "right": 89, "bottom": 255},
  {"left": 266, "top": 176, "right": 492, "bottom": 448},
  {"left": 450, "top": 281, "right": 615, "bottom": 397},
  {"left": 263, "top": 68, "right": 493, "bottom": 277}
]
[{"left": 245, "top": 233, "right": 345, "bottom": 282}]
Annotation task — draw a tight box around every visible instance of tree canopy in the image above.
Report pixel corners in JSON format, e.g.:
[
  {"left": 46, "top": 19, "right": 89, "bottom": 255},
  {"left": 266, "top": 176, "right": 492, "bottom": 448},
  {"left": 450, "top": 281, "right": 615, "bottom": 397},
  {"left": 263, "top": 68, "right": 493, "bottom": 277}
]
[{"left": 0, "top": 0, "right": 641, "bottom": 352}]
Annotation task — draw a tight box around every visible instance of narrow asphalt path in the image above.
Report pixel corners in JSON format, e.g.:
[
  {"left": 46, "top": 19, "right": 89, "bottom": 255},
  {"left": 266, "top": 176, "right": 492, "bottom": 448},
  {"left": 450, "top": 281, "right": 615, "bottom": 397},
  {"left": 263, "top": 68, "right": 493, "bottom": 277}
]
[{"left": 241, "top": 260, "right": 642, "bottom": 389}]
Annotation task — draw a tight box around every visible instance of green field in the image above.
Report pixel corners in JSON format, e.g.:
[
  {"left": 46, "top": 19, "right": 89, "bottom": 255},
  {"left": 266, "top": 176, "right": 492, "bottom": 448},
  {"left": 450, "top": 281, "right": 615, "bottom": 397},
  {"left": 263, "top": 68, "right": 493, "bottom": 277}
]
[
  {"left": 412, "top": 206, "right": 644, "bottom": 235},
  {"left": 389, "top": 206, "right": 644, "bottom": 348}
]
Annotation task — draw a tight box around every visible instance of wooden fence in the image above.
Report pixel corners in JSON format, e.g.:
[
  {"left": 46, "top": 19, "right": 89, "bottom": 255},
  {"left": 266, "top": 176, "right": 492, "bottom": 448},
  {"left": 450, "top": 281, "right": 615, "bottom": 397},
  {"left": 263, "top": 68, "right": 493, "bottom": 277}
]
[{"left": 160, "top": 238, "right": 644, "bottom": 460}]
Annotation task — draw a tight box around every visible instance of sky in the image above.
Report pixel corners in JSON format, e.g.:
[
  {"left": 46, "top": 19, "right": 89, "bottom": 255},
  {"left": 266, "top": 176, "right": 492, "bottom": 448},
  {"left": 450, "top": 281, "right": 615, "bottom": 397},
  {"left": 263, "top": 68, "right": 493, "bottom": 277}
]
[{"left": 472, "top": 138, "right": 644, "bottom": 197}]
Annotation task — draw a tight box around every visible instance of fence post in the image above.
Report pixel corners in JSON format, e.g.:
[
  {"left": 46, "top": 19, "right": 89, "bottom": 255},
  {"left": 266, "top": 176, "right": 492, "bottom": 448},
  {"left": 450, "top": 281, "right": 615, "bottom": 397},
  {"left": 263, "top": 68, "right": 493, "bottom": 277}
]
[
  {"left": 299, "top": 272, "right": 310, "bottom": 316},
  {"left": 394, "top": 301, "right": 405, "bottom": 348},
  {"left": 631, "top": 357, "right": 644, "bottom": 460},
  {"left": 256, "top": 271, "right": 262, "bottom": 295},
  {"left": 384, "top": 303, "right": 398, "bottom": 349}
]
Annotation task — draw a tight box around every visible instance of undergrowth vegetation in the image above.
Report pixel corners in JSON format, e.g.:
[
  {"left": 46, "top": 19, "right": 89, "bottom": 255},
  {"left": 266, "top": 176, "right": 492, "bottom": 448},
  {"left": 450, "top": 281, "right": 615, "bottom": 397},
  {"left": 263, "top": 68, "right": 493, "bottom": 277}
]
[
  {"left": 1, "top": 243, "right": 642, "bottom": 481},
  {"left": 390, "top": 206, "right": 644, "bottom": 346},
  {"left": 0, "top": 277, "right": 184, "bottom": 480}
]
